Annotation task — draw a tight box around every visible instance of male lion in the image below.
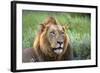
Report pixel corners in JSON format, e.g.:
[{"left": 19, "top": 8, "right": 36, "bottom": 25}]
[{"left": 22, "top": 17, "right": 73, "bottom": 62}]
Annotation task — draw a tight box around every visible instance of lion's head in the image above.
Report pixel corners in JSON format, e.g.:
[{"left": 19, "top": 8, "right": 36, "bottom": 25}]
[{"left": 33, "top": 17, "right": 71, "bottom": 60}]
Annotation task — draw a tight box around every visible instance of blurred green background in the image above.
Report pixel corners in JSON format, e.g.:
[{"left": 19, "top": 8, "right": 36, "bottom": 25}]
[{"left": 22, "top": 10, "right": 91, "bottom": 60}]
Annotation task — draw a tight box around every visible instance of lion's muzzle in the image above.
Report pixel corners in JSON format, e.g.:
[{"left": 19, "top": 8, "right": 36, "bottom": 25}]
[{"left": 53, "top": 41, "right": 64, "bottom": 54}]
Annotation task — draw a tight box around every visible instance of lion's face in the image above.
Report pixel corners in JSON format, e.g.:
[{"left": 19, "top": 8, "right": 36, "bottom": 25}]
[
  {"left": 39, "top": 24, "right": 67, "bottom": 55},
  {"left": 47, "top": 24, "right": 66, "bottom": 54},
  {"left": 33, "top": 17, "right": 69, "bottom": 58}
]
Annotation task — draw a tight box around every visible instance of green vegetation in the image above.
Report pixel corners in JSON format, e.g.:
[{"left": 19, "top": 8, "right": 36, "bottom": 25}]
[{"left": 22, "top": 10, "right": 91, "bottom": 60}]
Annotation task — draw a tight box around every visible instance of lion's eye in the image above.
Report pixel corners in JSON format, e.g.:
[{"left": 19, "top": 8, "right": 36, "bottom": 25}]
[
  {"left": 50, "top": 31, "right": 55, "bottom": 36},
  {"left": 61, "top": 32, "right": 65, "bottom": 37},
  {"left": 61, "top": 32, "right": 64, "bottom": 35}
]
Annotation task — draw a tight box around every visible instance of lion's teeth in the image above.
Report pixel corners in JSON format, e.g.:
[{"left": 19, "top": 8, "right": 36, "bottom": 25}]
[{"left": 54, "top": 49, "right": 63, "bottom": 54}]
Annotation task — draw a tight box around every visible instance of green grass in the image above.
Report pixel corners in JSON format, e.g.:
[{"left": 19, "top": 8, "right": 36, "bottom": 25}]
[{"left": 22, "top": 10, "right": 91, "bottom": 60}]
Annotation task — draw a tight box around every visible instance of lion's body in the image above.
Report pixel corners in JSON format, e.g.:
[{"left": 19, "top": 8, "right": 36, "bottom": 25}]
[{"left": 22, "top": 17, "right": 73, "bottom": 62}]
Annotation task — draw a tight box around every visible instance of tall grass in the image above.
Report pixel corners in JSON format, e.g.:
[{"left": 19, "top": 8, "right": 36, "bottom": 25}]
[{"left": 22, "top": 10, "right": 91, "bottom": 60}]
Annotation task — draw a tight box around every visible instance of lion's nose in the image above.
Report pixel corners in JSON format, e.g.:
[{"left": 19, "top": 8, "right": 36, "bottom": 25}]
[{"left": 57, "top": 41, "right": 63, "bottom": 45}]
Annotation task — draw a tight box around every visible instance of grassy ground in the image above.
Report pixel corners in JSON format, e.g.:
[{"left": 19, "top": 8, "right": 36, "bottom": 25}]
[{"left": 22, "top": 10, "right": 91, "bottom": 60}]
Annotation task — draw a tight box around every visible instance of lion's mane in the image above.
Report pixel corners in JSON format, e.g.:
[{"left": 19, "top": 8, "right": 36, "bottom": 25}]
[{"left": 33, "top": 17, "right": 73, "bottom": 61}]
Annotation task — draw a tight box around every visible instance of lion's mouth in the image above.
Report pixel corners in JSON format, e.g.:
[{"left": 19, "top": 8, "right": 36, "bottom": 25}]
[{"left": 53, "top": 47, "right": 63, "bottom": 54}]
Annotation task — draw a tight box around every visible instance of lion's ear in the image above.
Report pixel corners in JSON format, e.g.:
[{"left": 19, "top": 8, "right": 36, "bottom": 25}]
[
  {"left": 62, "top": 26, "right": 66, "bottom": 31},
  {"left": 62, "top": 25, "right": 69, "bottom": 31},
  {"left": 40, "top": 24, "right": 45, "bottom": 32}
]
